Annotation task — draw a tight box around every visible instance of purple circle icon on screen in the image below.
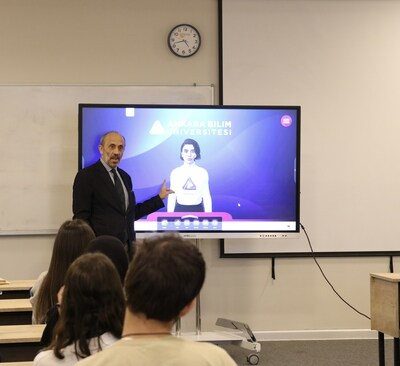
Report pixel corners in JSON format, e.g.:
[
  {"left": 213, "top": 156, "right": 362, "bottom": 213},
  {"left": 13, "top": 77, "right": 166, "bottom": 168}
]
[{"left": 281, "top": 115, "right": 292, "bottom": 127}]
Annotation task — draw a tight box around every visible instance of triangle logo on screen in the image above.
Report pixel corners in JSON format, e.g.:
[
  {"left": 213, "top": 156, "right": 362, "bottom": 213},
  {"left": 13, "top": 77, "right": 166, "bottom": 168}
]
[
  {"left": 149, "top": 120, "right": 166, "bottom": 135},
  {"left": 183, "top": 177, "right": 196, "bottom": 191}
]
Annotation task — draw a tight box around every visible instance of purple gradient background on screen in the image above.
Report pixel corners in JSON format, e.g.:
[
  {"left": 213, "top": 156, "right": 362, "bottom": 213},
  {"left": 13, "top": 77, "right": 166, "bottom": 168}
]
[{"left": 80, "top": 106, "right": 299, "bottom": 222}]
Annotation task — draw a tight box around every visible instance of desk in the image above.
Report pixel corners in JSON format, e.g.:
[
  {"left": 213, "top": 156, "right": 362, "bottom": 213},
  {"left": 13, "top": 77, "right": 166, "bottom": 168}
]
[
  {"left": 370, "top": 273, "right": 400, "bottom": 366},
  {"left": 0, "top": 324, "right": 44, "bottom": 362},
  {"left": 0, "top": 280, "right": 35, "bottom": 299},
  {"left": 0, "top": 299, "right": 32, "bottom": 325}
]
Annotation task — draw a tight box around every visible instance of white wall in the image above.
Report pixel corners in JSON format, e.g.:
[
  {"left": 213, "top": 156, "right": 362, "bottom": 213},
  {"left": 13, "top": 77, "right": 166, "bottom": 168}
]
[
  {"left": 0, "top": 0, "right": 397, "bottom": 339},
  {"left": 0, "top": 0, "right": 218, "bottom": 86},
  {"left": 222, "top": 0, "right": 400, "bottom": 254}
]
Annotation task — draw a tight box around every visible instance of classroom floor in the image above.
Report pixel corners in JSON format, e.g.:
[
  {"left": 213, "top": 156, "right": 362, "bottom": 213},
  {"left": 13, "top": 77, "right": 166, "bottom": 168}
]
[{"left": 220, "top": 339, "right": 392, "bottom": 366}]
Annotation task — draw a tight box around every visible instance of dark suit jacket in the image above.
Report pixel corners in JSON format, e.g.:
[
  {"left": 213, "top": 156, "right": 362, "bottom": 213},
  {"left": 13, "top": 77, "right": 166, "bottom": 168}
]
[{"left": 73, "top": 160, "right": 164, "bottom": 242}]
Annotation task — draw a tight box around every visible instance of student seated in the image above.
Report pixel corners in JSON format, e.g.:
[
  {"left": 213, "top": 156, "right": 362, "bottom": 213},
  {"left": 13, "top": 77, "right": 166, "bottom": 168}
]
[
  {"left": 85, "top": 235, "right": 129, "bottom": 283},
  {"left": 30, "top": 219, "right": 95, "bottom": 324},
  {"left": 76, "top": 233, "right": 237, "bottom": 366},
  {"left": 33, "top": 253, "right": 125, "bottom": 366},
  {"left": 39, "top": 235, "right": 129, "bottom": 347}
]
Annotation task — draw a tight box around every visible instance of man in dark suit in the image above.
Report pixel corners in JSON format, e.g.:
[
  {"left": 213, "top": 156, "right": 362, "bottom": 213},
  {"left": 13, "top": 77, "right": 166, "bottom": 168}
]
[{"left": 72, "top": 131, "right": 173, "bottom": 258}]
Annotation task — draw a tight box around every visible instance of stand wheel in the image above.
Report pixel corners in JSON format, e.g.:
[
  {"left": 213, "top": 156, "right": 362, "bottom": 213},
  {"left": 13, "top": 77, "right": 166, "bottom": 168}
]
[{"left": 247, "top": 353, "right": 259, "bottom": 365}]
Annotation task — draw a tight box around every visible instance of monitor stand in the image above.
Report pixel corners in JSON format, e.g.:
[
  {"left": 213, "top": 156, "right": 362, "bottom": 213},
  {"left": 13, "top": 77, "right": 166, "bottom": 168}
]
[{"left": 175, "top": 239, "right": 261, "bottom": 365}]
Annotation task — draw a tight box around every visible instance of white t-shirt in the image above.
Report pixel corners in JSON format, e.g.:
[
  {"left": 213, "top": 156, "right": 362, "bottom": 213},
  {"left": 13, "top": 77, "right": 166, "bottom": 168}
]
[
  {"left": 168, "top": 163, "right": 212, "bottom": 212},
  {"left": 33, "top": 332, "right": 118, "bottom": 366}
]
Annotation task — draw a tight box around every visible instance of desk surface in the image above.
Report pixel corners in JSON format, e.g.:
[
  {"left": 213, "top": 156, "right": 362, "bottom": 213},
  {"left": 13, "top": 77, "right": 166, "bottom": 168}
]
[
  {"left": 0, "top": 324, "right": 45, "bottom": 343},
  {"left": 370, "top": 273, "right": 400, "bottom": 282},
  {"left": 0, "top": 299, "right": 32, "bottom": 312},
  {"left": 0, "top": 280, "right": 35, "bottom": 292}
]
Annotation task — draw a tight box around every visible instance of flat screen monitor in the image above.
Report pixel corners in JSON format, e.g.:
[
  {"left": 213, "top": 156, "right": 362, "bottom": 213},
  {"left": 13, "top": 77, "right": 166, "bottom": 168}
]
[{"left": 78, "top": 104, "right": 301, "bottom": 239}]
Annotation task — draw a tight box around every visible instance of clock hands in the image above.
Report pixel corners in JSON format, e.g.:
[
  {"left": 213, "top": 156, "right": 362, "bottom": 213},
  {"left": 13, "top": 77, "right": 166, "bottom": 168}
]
[{"left": 174, "top": 40, "right": 190, "bottom": 48}]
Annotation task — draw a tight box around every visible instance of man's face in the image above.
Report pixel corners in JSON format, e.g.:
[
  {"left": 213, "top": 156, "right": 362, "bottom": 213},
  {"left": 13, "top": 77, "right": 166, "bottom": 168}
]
[
  {"left": 181, "top": 144, "right": 196, "bottom": 164},
  {"left": 98, "top": 133, "right": 125, "bottom": 168}
]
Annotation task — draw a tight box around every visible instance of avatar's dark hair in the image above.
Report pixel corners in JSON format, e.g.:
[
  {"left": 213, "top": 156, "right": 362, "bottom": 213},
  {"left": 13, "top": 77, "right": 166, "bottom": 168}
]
[{"left": 180, "top": 138, "right": 201, "bottom": 160}]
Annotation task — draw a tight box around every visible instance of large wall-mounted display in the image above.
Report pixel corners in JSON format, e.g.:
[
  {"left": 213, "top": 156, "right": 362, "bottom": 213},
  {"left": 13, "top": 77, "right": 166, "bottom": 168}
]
[{"left": 79, "top": 104, "right": 301, "bottom": 239}]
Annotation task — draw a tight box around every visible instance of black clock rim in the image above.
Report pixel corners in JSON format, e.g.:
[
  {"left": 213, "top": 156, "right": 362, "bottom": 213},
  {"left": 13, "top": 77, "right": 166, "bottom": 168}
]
[{"left": 167, "top": 23, "right": 201, "bottom": 57}]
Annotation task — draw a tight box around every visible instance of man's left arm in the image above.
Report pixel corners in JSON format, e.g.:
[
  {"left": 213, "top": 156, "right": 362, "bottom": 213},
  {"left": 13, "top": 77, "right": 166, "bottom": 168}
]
[
  {"left": 134, "top": 180, "right": 174, "bottom": 219},
  {"left": 72, "top": 170, "right": 92, "bottom": 222}
]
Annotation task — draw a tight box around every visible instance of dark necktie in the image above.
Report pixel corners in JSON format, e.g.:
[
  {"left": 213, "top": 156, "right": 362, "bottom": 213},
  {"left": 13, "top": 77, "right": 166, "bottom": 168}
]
[{"left": 111, "top": 169, "right": 126, "bottom": 212}]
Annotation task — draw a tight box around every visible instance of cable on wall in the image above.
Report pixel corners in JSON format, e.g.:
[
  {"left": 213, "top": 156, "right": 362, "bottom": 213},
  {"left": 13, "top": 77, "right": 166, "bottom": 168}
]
[{"left": 300, "top": 223, "right": 370, "bottom": 321}]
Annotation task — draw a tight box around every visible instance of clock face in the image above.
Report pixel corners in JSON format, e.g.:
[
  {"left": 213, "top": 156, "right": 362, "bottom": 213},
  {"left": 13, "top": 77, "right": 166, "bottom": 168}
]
[{"left": 168, "top": 24, "right": 201, "bottom": 57}]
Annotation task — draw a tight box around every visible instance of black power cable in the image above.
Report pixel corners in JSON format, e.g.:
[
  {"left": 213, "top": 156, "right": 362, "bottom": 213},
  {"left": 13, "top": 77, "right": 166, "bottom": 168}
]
[{"left": 300, "top": 223, "right": 370, "bottom": 320}]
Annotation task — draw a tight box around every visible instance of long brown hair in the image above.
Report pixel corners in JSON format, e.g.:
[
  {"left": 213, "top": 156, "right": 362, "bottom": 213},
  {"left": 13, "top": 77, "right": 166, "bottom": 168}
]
[
  {"left": 34, "top": 219, "right": 95, "bottom": 323},
  {"left": 52, "top": 253, "right": 124, "bottom": 359}
]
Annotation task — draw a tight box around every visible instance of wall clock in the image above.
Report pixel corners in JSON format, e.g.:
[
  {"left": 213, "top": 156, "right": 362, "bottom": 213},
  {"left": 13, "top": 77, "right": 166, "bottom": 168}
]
[{"left": 168, "top": 24, "right": 201, "bottom": 57}]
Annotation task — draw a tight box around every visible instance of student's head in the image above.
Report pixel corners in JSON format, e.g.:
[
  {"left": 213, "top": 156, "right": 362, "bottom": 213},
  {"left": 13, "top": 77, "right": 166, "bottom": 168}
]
[
  {"left": 86, "top": 235, "right": 129, "bottom": 283},
  {"left": 50, "top": 219, "right": 95, "bottom": 273},
  {"left": 98, "top": 131, "right": 126, "bottom": 168},
  {"left": 35, "top": 219, "right": 95, "bottom": 323},
  {"left": 124, "top": 233, "right": 206, "bottom": 322},
  {"left": 53, "top": 253, "right": 125, "bottom": 359},
  {"left": 180, "top": 138, "right": 201, "bottom": 162}
]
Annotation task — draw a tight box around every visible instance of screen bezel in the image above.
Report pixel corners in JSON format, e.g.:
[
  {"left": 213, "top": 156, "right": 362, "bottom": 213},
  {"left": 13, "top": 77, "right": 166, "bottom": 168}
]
[{"left": 78, "top": 103, "right": 301, "bottom": 240}]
